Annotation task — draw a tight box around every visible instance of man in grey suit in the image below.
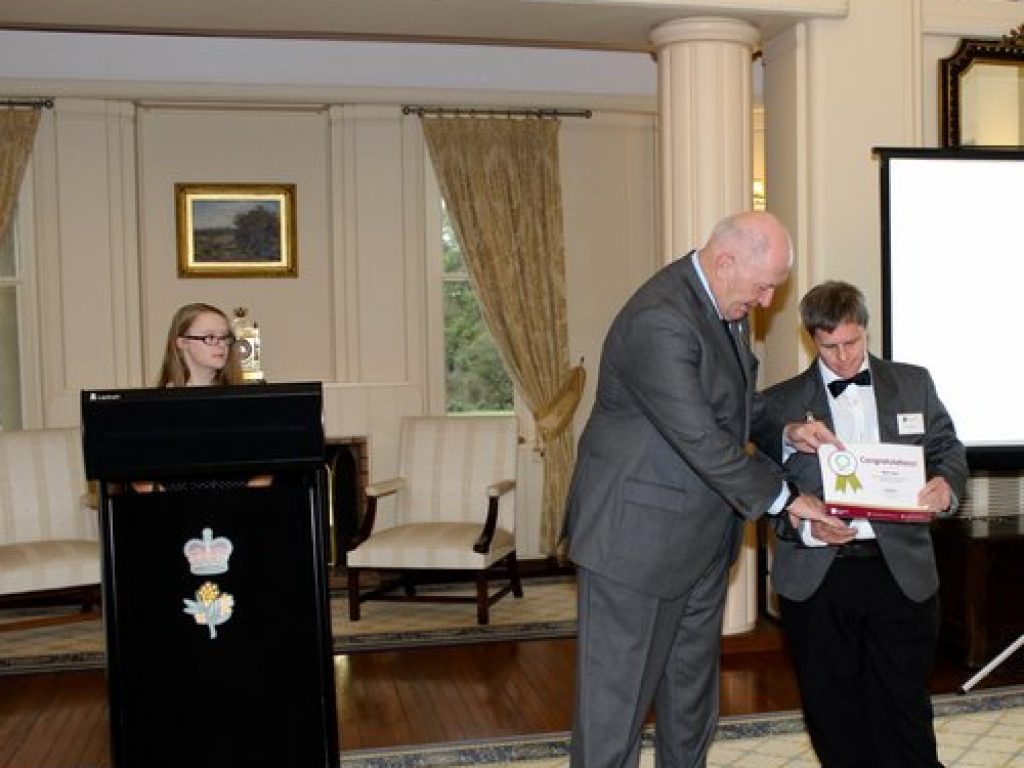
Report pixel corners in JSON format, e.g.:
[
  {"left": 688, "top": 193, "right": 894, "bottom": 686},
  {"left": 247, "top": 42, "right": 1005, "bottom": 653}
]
[
  {"left": 750, "top": 280, "right": 967, "bottom": 767},
  {"left": 562, "top": 212, "right": 845, "bottom": 768}
]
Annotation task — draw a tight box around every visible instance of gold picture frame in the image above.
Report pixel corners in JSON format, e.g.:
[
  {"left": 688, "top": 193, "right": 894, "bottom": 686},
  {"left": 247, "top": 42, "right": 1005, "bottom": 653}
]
[{"left": 175, "top": 183, "right": 297, "bottom": 278}]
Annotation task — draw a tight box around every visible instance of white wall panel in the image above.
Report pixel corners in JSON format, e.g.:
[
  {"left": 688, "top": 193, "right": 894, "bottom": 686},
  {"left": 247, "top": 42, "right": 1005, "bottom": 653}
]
[
  {"left": 561, "top": 112, "right": 658, "bottom": 436},
  {"left": 32, "top": 99, "right": 140, "bottom": 425},
  {"left": 330, "top": 105, "right": 416, "bottom": 384},
  {"left": 762, "top": 23, "right": 811, "bottom": 389}
]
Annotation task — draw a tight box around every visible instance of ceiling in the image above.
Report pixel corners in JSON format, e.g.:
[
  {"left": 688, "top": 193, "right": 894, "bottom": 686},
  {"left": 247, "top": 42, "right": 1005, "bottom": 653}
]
[{"left": 0, "top": 0, "right": 846, "bottom": 52}]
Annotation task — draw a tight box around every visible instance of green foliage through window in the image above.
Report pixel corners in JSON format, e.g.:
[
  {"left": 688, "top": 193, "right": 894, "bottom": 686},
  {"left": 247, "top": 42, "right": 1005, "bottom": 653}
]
[
  {"left": 442, "top": 204, "right": 513, "bottom": 414},
  {"left": 0, "top": 218, "right": 22, "bottom": 430}
]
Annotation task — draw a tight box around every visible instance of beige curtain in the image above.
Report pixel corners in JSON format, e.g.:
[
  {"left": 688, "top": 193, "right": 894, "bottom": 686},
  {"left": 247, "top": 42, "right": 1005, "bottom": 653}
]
[
  {"left": 0, "top": 109, "right": 41, "bottom": 244},
  {"left": 421, "top": 116, "right": 583, "bottom": 555}
]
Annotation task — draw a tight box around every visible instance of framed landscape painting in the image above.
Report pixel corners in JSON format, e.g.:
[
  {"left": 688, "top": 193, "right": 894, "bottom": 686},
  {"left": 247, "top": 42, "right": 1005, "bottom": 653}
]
[{"left": 175, "top": 183, "right": 297, "bottom": 278}]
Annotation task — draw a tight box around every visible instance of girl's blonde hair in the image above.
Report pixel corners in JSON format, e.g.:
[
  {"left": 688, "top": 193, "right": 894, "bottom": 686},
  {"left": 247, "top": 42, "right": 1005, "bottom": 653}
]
[{"left": 156, "top": 303, "right": 243, "bottom": 387}]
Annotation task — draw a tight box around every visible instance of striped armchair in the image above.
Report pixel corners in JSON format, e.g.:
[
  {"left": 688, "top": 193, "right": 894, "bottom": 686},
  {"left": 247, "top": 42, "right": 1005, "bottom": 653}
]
[
  {"left": 346, "top": 415, "right": 522, "bottom": 625},
  {"left": 0, "top": 427, "right": 100, "bottom": 602}
]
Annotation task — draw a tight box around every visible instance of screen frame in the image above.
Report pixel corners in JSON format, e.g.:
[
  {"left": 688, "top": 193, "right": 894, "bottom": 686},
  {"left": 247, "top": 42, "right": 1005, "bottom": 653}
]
[
  {"left": 80, "top": 381, "right": 324, "bottom": 479},
  {"left": 877, "top": 146, "right": 1024, "bottom": 470}
]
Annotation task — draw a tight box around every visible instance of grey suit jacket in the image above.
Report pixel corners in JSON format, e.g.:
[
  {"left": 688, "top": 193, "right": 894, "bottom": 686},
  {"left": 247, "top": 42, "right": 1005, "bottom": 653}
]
[
  {"left": 750, "top": 354, "right": 968, "bottom": 602},
  {"left": 562, "top": 252, "right": 783, "bottom": 600}
]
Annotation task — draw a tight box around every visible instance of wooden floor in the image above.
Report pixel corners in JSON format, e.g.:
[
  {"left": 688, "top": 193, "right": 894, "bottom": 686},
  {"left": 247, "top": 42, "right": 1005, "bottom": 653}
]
[{"left": 2, "top": 619, "right": 1023, "bottom": 768}]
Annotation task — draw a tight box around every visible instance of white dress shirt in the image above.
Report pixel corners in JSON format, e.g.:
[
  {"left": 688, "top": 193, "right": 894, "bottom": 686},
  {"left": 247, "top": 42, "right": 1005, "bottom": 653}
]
[{"left": 801, "top": 360, "right": 879, "bottom": 545}]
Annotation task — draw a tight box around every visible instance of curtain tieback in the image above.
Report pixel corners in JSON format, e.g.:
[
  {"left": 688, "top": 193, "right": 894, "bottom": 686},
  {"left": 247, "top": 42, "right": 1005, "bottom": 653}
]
[{"left": 534, "top": 362, "right": 586, "bottom": 454}]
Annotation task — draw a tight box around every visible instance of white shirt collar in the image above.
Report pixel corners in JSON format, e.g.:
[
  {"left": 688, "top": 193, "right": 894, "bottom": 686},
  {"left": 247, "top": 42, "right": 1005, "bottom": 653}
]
[
  {"left": 690, "top": 251, "right": 724, "bottom": 319},
  {"left": 818, "top": 358, "right": 871, "bottom": 390}
]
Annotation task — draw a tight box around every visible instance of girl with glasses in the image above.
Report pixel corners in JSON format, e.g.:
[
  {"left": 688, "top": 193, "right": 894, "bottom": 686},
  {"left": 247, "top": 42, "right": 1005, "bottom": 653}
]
[
  {"left": 157, "top": 302, "right": 242, "bottom": 387},
  {"left": 135, "top": 302, "right": 270, "bottom": 491}
]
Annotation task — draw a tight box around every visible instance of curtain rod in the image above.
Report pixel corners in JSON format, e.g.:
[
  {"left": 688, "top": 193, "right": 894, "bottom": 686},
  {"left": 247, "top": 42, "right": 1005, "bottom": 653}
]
[
  {"left": 403, "top": 105, "right": 591, "bottom": 119},
  {"left": 1, "top": 98, "right": 54, "bottom": 109}
]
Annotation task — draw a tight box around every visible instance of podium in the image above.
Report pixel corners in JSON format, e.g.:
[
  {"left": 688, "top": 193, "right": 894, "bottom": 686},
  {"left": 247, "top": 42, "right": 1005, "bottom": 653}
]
[{"left": 82, "top": 382, "right": 339, "bottom": 768}]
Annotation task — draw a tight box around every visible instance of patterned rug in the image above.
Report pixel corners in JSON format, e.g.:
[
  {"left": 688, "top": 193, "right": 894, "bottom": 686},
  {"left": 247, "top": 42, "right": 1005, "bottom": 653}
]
[
  {"left": 340, "top": 687, "right": 1024, "bottom": 767},
  {"left": 0, "top": 577, "right": 576, "bottom": 675}
]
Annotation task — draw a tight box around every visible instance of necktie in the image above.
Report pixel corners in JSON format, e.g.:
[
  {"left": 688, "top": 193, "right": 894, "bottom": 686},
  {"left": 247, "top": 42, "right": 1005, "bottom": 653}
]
[
  {"left": 722, "top": 321, "right": 744, "bottom": 372},
  {"left": 827, "top": 369, "right": 871, "bottom": 398}
]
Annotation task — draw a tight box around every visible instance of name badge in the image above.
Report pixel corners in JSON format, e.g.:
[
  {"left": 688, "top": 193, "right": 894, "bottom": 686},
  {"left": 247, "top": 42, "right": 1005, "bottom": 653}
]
[{"left": 897, "top": 413, "right": 925, "bottom": 435}]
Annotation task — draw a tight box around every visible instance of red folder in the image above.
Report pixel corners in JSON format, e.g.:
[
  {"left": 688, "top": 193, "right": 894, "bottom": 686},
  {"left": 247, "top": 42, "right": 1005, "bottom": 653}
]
[{"left": 827, "top": 503, "right": 932, "bottom": 523}]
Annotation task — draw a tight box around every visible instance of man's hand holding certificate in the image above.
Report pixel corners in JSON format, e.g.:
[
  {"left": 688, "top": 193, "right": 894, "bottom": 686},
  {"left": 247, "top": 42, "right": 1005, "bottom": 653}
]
[{"left": 818, "top": 442, "right": 932, "bottom": 523}]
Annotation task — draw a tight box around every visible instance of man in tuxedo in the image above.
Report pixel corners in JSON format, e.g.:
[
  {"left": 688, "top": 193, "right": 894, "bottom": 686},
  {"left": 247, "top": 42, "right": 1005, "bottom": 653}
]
[
  {"left": 751, "top": 280, "right": 967, "bottom": 767},
  {"left": 562, "top": 211, "right": 846, "bottom": 768}
]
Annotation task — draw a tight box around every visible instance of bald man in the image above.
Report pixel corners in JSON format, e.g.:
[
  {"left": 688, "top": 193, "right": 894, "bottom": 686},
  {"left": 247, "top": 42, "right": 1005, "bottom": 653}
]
[{"left": 563, "top": 212, "right": 844, "bottom": 768}]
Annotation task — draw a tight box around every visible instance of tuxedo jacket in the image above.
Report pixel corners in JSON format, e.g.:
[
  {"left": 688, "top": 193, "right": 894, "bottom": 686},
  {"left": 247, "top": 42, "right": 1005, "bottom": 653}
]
[
  {"left": 750, "top": 354, "right": 968, "bottom": 602},
  {"left": 562, "top": 252, "right": 783, "bottom": 600}
]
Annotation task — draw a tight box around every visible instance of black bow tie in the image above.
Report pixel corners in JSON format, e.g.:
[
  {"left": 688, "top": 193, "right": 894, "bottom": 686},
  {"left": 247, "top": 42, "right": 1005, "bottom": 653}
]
[{"left": 828, "top": 369, "right": 872, "bottom": 398}]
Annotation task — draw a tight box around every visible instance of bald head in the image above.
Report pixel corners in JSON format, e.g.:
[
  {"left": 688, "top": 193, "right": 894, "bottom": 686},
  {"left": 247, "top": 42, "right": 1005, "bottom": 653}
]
[
  {"left": 706, "top": 211, "right": 793, "bottom": 269},
  {"left": 698, "top": 211, "right": 794, "bottom": 321}
]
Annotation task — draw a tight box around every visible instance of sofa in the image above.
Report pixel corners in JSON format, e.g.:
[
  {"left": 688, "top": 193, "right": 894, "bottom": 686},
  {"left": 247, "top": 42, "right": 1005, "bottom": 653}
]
[{"left": 0, "top": 427, "right": 101, "bottom": 601}]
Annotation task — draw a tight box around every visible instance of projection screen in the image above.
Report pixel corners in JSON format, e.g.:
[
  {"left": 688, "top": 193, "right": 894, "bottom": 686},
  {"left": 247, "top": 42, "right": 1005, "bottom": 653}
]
[{"left": 879, "top": 147, "right": 1024, "bottom": 469}]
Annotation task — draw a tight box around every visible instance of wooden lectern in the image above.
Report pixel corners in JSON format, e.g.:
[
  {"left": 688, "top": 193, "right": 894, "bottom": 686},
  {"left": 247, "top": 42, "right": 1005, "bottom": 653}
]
[{"left": 81, "top": 382, "right": 339, "bottom": 768}]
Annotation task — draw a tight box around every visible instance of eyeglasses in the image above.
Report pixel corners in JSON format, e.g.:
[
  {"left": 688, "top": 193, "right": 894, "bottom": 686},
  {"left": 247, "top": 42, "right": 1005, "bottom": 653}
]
[{"left": 180, "top": 333, "right": 236, "bottom": 347}]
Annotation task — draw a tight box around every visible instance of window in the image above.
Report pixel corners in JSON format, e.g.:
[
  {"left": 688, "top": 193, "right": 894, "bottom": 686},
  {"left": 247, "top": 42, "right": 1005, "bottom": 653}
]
[
  {"left": 441, "top": 202, "right": 513, "bottom": 414},
  {"left": 0, "top": 212, "right": 22, "bottom": 429}
]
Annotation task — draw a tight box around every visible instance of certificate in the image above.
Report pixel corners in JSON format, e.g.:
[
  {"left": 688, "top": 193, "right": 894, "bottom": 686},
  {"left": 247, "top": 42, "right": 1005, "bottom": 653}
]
[{"left": 818, "top": 442, "right": 932, "bottom": 523}]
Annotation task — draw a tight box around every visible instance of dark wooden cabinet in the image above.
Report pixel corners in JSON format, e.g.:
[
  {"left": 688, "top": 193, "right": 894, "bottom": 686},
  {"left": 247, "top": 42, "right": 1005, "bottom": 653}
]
[{"left": 933, "top": 515, "right": 1024, "bottom": 669}]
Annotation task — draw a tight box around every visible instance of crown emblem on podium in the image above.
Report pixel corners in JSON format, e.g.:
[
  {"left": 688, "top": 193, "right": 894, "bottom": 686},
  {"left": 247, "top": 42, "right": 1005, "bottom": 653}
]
[{"left": 183, "top": 528, "right": 233, "bottom": 575}]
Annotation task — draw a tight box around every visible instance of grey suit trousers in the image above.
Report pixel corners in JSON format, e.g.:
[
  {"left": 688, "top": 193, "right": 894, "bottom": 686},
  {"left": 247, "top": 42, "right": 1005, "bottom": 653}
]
[{"left": 570, "top": 548, "right": 730, "bottom": 768}]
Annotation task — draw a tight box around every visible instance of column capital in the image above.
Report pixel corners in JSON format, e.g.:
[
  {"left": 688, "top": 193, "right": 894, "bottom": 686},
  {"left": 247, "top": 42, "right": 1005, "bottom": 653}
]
[{"left": 649, "top": 16, "right": 760, "bottom": 49}]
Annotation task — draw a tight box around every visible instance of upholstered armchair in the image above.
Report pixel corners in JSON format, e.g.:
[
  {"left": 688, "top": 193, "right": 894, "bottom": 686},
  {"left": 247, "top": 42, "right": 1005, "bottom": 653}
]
[
  {"left": 346, "top": 415, "right": 522, "bottom": 625},
  {"left": 0, "top": 427, "right": 101, "bottom": 609}
]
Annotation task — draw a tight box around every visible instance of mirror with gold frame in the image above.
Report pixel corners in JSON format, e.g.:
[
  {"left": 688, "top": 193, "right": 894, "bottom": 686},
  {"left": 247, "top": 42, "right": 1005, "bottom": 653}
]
[{"left": 941, "top": 24, "right": 1024, "bottom": 147}]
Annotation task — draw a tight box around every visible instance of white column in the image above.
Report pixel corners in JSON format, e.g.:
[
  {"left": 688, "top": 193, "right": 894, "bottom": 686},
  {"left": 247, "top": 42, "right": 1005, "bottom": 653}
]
[
  {"left": 650, "top": 17, "right": 761, "bottom": 635},
  {"left": 650, "top": 17, "right": 759, "bottom": 260}
]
